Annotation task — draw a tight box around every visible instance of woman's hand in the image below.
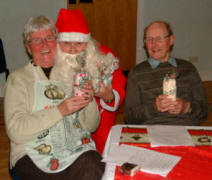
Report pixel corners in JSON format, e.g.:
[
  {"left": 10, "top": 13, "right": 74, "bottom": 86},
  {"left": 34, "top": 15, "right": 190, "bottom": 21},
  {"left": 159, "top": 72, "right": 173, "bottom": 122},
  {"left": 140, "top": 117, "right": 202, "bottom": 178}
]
[
  {"left": 58, "top": 96, "right": 90, "bottom": 116},
  {"left": 81, "top": 80, "right": 94, "bottom": 102}
]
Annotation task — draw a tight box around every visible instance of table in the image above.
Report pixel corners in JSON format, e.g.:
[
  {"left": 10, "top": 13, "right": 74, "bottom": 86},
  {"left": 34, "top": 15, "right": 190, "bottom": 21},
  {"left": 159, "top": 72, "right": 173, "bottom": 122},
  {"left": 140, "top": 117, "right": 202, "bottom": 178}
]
[{"left": 102, "top": 125, "right": 212, "bottom": 180}]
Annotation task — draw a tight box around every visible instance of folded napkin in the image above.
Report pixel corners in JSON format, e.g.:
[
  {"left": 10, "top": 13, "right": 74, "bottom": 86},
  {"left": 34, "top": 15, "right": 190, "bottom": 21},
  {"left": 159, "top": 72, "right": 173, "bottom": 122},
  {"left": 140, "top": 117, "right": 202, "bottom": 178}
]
[{"left": 147, "top": 125, "right": 194, "bottom": 147}]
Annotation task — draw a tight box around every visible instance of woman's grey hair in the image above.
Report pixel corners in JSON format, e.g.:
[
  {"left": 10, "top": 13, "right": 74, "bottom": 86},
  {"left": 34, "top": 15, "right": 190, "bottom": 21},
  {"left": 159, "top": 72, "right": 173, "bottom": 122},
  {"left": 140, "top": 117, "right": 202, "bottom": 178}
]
[{"left": 23, "top": 16, "right": 57, "bottom": 43}]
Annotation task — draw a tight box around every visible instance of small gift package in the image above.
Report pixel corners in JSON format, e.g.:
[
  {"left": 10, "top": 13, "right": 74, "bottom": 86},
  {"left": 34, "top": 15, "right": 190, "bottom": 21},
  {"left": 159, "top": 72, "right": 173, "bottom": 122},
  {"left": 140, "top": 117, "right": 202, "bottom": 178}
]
[
  {"left": 119, "top": 162, "right": 140, "bottom": 176},
  {"left": 163, "top": 72, "right": 177, "bottom": 101},
  {"left": 74, "top": 71, "right": 89, "bottom": 96}
]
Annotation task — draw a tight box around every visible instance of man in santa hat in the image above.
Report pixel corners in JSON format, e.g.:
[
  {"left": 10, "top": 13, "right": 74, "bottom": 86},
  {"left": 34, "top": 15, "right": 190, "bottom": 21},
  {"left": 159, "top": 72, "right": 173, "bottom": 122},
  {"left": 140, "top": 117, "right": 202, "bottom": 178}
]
[{"left": 53, "top": 8, "right": 127, "bottom": 154}]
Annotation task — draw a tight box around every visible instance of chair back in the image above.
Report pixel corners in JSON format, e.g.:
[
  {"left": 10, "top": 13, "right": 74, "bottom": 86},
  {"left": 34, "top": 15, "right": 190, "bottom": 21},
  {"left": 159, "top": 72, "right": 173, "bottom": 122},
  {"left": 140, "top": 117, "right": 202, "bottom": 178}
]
[{"left": 0, "top": 38, "right": 9, "bottom": 79}]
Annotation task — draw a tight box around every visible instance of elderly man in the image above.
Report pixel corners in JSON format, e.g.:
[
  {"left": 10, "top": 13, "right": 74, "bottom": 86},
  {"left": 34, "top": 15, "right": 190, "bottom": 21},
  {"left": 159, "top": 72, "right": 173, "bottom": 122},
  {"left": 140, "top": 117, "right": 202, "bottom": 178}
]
[{"left": 125, "top": 21, "right": 209, "bottom": 125}]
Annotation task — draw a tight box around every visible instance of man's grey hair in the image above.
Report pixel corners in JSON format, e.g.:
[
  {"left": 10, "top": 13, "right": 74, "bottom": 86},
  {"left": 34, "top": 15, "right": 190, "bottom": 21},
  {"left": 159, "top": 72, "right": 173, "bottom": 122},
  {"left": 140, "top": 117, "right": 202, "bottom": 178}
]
[
  {"left": 23, "top": 16, "right": 57, "bottom": 43},
  {"left": 143, "top": 20, "right": 174, "bottom": 52},
  {"left": 143, "top": 20, "right": 173, "bottom": 41}
]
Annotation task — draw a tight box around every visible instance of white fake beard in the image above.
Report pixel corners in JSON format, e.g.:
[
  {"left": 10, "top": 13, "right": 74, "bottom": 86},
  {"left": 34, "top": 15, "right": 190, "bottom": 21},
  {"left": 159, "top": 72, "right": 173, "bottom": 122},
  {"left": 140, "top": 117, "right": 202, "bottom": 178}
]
[
  {"left": 51, "top": 41, "right": 118, "bottom": 96},
  {"left": 53, "top": 42, "right": 102, "bottom": 93},
  {"left": 55, "top": 44, "right": 85, "bottom": 70},
  {"left": 51, "top": 45, "right": 85, "bottom": 96}
]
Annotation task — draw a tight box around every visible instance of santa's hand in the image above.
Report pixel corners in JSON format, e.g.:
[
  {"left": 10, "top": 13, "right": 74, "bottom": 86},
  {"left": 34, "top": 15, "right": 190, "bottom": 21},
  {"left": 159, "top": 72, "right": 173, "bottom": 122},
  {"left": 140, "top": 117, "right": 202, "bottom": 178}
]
[
  {"left": 58, "top": 96, "right": 90, "bottom": 116},
  {"left": 95, "top": 83, "right": 114, "bottom": 102}
]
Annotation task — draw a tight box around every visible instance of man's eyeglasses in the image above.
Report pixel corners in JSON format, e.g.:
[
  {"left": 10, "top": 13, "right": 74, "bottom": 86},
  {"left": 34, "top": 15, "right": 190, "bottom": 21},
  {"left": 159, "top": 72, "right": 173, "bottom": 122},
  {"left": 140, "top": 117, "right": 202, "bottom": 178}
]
[
  {"left": 29, "top": 35, "right": 56, "bottom": 45},
  {"left": 145, "top": 35, "right": 170, "bottom": 43}
]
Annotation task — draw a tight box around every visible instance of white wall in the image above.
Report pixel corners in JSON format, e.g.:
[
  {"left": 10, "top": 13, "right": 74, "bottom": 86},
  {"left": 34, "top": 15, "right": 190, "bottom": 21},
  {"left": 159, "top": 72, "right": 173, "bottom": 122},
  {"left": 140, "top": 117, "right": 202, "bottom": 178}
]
[
  {"left": 137, "top": 0, "right": 212, "bottom": 81},
  {"left": 0, "top": 0, "right": 66, "bottom": 96}
]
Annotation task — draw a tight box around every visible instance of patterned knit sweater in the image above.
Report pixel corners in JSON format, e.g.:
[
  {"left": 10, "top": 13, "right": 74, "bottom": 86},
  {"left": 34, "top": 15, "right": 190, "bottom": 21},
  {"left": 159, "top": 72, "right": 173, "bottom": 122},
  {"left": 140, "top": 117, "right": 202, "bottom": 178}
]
[{"left": 125, "top": 59, "right": 209, "bottom": 125}]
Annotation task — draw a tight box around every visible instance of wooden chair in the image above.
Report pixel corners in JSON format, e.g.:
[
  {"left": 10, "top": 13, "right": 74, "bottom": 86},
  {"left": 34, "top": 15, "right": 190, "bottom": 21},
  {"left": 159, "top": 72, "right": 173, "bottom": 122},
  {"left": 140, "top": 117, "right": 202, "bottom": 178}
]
[
  {"left": 9, "top": 168, "right": 21, "bottom": 180},
  {"left": 0, "top": 38, "right": 9, "bottom": 79}
]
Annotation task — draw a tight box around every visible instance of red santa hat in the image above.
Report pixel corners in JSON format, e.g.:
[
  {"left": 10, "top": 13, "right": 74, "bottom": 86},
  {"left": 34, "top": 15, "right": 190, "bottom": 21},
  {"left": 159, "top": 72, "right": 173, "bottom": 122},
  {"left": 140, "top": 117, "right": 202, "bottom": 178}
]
[{"left": 56, "top": 8, "right": 91, "bottom": 42}]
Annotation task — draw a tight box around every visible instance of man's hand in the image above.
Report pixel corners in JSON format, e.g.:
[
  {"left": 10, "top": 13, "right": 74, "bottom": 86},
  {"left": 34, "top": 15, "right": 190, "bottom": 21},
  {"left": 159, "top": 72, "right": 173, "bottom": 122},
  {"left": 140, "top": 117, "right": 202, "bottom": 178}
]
[
  {"left": 155, "top": 95, "right": 191, "bottom": 114},
  {"left": 155, "top": 94, "right": 172, "bottom": 112},
  {"left": 168, "top": 98, "right": 191, "bottom": 114},
  {"left": 95, "top": 83, "right": 114, "bottom": 102}
]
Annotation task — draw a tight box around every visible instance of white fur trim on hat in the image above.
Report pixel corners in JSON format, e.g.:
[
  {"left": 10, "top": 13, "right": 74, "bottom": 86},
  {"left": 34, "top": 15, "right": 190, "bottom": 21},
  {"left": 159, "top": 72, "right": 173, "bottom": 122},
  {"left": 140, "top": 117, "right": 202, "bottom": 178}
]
[{"left": 58, "top": 32, "right": 91, "bottom": 42}]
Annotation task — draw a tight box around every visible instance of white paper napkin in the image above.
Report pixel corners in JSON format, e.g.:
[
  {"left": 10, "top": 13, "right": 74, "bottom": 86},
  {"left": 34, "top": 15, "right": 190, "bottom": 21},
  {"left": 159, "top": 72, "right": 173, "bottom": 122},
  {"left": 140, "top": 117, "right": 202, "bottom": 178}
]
[{"left": 147, "top": 125, "right": 194, "bottom": 147}]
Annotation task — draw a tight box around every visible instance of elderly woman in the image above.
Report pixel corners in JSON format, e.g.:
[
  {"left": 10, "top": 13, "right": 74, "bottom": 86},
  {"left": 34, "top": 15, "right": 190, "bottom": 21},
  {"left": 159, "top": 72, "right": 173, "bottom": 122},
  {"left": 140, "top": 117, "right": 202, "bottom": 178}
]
[{"left": 4, "top": 15, "right": 104, "bottom": 180}]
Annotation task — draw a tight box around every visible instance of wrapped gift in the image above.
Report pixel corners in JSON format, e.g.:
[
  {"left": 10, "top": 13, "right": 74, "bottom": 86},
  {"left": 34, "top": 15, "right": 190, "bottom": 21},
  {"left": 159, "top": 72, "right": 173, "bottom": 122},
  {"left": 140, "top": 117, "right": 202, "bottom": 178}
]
[
  {"left": 163, "top": 74, "right": 176, "bottom": 101},
  {"left": 74, "top": 71, "right": 89, "bottom": 96}
]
